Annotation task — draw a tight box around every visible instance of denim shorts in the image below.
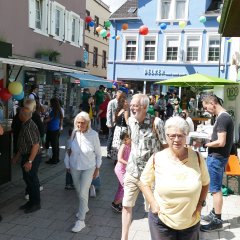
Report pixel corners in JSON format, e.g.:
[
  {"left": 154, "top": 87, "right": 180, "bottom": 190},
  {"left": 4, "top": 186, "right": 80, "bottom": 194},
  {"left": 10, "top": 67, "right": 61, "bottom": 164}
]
[{"left": 207, "top": 155, "right": 228, "bottom": 193}]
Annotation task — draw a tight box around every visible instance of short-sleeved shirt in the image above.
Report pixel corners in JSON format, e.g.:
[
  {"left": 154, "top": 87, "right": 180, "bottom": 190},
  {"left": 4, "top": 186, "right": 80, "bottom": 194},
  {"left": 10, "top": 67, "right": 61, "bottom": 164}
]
[
  {"left": 208, "top": 112, "right": 234, "bottom": 158},
  {"left": 95, "top": 90, "right": 104, "bottom": 108},
  {"left": 18, "top": 119, "right": 40, "bottom": 155},
  {"left": 140, "top": 148, "right": 210, "bottom": 230},
  {"left": 126, "top": 113, "right": 167, "bottom": 178}
]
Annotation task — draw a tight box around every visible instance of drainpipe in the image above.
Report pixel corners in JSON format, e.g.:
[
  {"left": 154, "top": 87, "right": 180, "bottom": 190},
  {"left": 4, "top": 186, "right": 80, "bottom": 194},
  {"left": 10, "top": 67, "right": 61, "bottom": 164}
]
[{"left": 112, "top": 20, "right": 117, "bottom": 81}]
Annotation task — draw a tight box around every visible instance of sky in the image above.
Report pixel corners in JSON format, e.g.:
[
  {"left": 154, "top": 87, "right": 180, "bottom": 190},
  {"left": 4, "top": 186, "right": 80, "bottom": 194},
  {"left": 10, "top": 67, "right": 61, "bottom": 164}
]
[{"left": 102, "top": 0, "right": 127, "bottom": 13}]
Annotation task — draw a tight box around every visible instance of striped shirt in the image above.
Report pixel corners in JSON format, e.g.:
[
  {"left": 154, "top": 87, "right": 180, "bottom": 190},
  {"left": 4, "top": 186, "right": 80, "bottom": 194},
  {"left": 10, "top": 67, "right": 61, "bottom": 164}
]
[{"left": 17, "top": 119, "right": 40, "bottom": 155}]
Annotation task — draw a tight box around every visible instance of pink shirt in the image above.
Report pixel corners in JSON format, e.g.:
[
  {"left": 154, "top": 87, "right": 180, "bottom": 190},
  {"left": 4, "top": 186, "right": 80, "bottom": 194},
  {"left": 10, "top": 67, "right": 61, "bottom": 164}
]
[{"left": 115, "top": 144, "right": 131, "bottom": 173}]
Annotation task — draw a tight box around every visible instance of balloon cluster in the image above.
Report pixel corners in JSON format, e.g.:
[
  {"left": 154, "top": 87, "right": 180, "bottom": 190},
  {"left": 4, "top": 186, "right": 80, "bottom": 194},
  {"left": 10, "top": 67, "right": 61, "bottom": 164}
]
[{"left": 0, "top": 81, "right": 24, "bottom": 101}]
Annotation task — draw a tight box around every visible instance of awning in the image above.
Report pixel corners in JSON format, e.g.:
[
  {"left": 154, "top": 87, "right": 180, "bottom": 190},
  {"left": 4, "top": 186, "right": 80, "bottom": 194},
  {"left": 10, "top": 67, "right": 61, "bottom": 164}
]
[
  {"left": 0, "top": 57, "right": 86, "bottom": 73},
  {"left": 65, "top": 72, "right": 113, "bottom": 88},
  {"left": 218, "top": 0, "right": 240, "bottom": 37}
]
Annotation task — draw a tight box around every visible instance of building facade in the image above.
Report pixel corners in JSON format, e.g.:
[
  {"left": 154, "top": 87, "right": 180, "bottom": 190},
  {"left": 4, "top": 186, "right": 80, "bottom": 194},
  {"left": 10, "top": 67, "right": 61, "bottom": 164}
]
[
  {"left": 108, "top": 0, "right": 232, "bottom": 94},
  {"left": 84, "top": 0, "right": 111, "bottom": 78}
]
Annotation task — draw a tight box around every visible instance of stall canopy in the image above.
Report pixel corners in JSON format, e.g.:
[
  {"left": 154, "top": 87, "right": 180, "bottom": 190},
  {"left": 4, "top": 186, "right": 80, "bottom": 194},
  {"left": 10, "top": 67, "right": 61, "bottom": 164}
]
[{"left": 65, "top": 72, "right": 113, "bottom": 88}]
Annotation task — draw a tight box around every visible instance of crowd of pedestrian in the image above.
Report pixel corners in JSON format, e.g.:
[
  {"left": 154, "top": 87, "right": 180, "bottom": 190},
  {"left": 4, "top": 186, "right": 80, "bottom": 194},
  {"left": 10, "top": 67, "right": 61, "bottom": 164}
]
[{"left": 3, "top": 83, "right": 234, "bottom": 239}]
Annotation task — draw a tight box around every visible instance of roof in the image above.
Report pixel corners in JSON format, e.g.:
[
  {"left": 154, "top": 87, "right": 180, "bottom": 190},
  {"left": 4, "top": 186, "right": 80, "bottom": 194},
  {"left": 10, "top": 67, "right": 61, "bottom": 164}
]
[
  {"left": 219, "top": 0, "right": 240, "bottom": 37},
  {"left": 110, "top": 0, "right": 138, "bottom": 19}
]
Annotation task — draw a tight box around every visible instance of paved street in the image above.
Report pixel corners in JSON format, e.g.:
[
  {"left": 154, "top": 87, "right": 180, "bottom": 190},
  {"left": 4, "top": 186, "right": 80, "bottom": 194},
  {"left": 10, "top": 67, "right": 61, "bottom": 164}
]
[{"left": 0, "top": 131, "right": 240, "bottom": 239}]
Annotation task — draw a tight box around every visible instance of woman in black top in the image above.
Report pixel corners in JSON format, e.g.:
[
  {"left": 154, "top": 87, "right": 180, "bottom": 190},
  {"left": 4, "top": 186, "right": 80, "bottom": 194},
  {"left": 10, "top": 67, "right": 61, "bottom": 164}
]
[{"left": 111, "top": 96, "right": 129, "bottom": 163}]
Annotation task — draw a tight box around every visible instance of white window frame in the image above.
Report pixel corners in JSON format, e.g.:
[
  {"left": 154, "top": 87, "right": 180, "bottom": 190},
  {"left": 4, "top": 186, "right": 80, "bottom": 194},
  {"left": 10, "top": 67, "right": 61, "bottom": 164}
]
[
  {"left": 28, "top": 0, "right": 49, "bottom": 36},
  {"left": 184, "top": 34, "right": 202, "bottom": 63},
  {"left": 156, "top": 0, "right": 189, "bottom": 22},
  {"left": 206, "top": 34, "right": 222, "bottom": 63},
  {"left": 65, "top": 11, "right": 80, "bottom": 46},
  {"left": 49, "top": 1, "right": 65, "bottom": 41},
  {"left": 142, "top": 35, "right": 158, "bottom": 62},
  {"left": 122, "top": 34, "right": 139, "bottom": 62},
  {"left": 163, "top": 34, "right": 181, "bottom": 62}
]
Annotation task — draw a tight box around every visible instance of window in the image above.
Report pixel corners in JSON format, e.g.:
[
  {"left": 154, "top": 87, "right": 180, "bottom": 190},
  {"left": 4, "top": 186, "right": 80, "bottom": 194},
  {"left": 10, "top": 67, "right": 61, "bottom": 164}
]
[
  {"left": 208, "top": 38, "right": 220, "bottom": 62},
  {"left": 144, "top": 40, "right": 156, "bottom": 61},
  {"left": 157, "top": 0, "right": 188, "bottom": 21},
  {"left": 166, "top": 38, "right": 179, "bottom": 61},
  {"left": 93, "top": 47, "right": 98, "bottom": 66},
  {"left": 125, "top": 40, "right": 137, "bottom": 60},
  {"left": 49, "top": 2, "right": 65, "bottom": 40},
  {"left": 102, "top": 50, "right": 107, "bottom": 68},
  {"left": 84, "top": 44, "right": 89, "bottom": 64},
  {"left": 85, "top": 10, "right": 90, "bottom": 30},
  {"left": 29, "top": 0, "right": 48, "bottom": 34},
  {"left": 186, "top": 37, "right": 200, "bottom": 62},
  {"left": 94, "top": 16, "right": 99, "bottom": 35}
]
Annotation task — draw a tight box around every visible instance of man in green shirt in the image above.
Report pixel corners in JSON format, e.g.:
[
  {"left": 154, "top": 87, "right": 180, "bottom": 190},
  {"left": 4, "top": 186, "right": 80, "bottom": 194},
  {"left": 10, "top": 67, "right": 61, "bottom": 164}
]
[{"left": 94, "top": 85, "right": 105, "bottom": 115}]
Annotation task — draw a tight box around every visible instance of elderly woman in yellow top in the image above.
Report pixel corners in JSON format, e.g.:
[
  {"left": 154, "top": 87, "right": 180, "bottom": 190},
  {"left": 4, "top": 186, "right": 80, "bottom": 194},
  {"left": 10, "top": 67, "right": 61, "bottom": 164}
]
[
  {"left": 66, "top": 111, "right": 102, "bottom": 233},
  {"left": 140, "top": 116, "right": 210, "bottom": 240}
]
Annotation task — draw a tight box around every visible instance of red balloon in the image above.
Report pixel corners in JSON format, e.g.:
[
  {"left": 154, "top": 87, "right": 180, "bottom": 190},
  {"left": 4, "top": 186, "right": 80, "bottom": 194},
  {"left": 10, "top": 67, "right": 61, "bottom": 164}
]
[
  {"left": 0, "top": 88, "right": 12, "bottom": 101},
  {"left": 85, "top": 16, "right": 92, "bottom": 23},
  {"left": 139, "top": 25, "right": 149, "bottom": 35},
  {"left": 107, "top": 32, "right": 111, "bottom": 38}
]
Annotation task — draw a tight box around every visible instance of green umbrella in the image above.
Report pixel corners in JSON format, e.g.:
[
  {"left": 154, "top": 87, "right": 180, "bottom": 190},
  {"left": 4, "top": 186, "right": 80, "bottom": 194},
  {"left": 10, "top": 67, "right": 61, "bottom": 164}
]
[{"left": 155, "top": 73, "right": 239, "bottom": 88}]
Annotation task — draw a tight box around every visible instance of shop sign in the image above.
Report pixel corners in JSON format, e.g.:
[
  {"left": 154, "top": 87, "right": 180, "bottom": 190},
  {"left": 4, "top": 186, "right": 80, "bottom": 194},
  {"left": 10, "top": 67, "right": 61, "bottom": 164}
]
[
  {"left": 144, "top": 68, "right": 186, "bottom": 77},
  {"left": 226, "top": 87, "right": 239, "bottom": 101}
]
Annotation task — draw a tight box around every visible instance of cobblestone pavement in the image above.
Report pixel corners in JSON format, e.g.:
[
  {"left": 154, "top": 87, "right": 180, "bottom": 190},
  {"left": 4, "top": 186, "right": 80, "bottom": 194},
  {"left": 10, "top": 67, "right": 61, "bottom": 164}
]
[{"left": 0, "top": 131, "right": 240, "bottom": 239}]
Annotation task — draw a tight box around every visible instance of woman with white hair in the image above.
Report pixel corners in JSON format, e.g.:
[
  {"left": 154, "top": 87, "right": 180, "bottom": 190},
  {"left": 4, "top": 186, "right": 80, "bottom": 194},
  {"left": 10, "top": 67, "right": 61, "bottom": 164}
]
[
  {"left": 67, "top": 111, "right": 102, "bottom": 233},
  {"left": 140, "top": 116, "right": 210, "bottom": 240}
]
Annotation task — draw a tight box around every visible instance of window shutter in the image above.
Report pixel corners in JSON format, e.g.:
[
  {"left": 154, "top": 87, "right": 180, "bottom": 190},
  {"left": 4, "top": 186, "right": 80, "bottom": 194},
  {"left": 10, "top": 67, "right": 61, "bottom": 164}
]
[
  {"left": 47, "top": 0, "right": 52, "bottom": 34},
  {"left": 28, "top": 0, "right": 36, "bottom": 29},
  {"left": 79, "top": 18, "right": 84, "bottom": 46},
  {"left": 43, "top": 0, "right": 49, "bottom": 33},
  {"left": 65, "top": 11, "right": 70, "bottom": 41},
  {"left": 49, "top": 1, "right": 56, "bottom": 36},
  {"left": 60, "top": 10, "right": 65, "bottom": 39}
]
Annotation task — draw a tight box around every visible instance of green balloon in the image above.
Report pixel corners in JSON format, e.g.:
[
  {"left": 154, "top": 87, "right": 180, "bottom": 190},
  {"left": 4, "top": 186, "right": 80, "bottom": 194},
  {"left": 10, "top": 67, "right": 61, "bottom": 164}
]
[
  {"left": 100, "top": 29, "right": 107, "bottom": 37},
  {"left": 104, "top": 20, "right": 111, "bottom": 28}
]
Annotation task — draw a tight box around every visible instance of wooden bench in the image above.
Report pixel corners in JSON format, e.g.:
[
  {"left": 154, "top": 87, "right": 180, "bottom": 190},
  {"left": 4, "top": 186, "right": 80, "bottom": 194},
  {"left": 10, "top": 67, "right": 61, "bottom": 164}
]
[{"left": 225, "top": 155, "right": 240, "bottom": 194}]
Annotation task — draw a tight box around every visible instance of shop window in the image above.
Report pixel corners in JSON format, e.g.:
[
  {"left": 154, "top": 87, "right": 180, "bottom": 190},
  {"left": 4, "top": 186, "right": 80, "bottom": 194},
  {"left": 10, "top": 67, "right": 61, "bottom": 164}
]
[
  {"left": 28, "top": 0, "right": 48, "bottom": 35},
  {"left": 144, "top": 39, "right": 156, "bottom": 61},
  {"left": 208, "top": 38, "right": 220, "bottom": 62},
  {"left": 157, "top": 0, "right": 188, "bottom": 21},
  {"left": 102, "top": 50, "right": 107, "bottom": 68},
  {"left": 93, "top": 47, "right": 98, "bottom": 66},
  {"left": 125, "top": 40, "right": 137, "bottom": 60},
  {"left": 165, "top": 37, "right": 179, "bottom": 61}
]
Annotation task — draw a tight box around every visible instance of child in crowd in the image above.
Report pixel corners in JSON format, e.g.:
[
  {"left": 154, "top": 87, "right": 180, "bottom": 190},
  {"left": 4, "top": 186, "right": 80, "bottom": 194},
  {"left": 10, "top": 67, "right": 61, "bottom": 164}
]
[
  {"left": 112, "top": 132, "right": 131, "bottom": 212},
  {"left": 64, "top": 128, "right": 74, "bottom": 190}
]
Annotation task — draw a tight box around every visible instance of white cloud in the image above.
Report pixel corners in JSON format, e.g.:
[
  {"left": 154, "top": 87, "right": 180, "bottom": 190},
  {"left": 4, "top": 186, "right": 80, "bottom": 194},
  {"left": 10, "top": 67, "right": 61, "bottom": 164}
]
[{"left": 102, "top": 0, "right": 127, "bottom": 13}]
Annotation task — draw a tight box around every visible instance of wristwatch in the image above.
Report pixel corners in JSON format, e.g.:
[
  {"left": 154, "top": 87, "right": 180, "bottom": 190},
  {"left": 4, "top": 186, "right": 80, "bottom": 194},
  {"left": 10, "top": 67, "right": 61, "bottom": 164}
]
[
  {"left": 28, "top": 160, "right": 33, "bottom": 164},
  {"left": 199, "top": 200, "right": 206, "bottom": 207}
]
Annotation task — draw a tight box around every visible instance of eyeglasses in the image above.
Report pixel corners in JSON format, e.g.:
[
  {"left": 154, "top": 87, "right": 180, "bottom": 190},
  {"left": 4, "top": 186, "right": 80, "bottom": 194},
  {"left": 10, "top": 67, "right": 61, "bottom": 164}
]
[
  {"left": 130, "top": 104, "right": 143, "bottom": 108},
  {"left": 166, "top": 134, "right": 186, "bottom": 140}
]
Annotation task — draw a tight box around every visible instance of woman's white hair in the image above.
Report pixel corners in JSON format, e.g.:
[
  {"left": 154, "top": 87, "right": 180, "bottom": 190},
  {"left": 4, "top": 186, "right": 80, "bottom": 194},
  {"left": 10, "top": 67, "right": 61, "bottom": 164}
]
[
  {"left": 165, "top": 116, "right": 190, "bottom": 135},
  {"left": 132, "top": 94, "right": 149, "bottom": 109},
  {"left": 74, "top": 111, "right": 91, "bottom": 130}
]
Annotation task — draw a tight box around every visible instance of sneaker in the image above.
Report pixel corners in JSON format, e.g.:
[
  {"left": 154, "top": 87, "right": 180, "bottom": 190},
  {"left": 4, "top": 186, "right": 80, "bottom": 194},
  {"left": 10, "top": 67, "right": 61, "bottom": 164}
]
[
  {"left": 71, "top": 220, "right": 85, "bottom": 233},
  {"left": 25, "top": 194, "right": 29, "bottom": 200},
  {"left": 111, "top": 202, "right": 122, "bottom": 213},
  {"left": 201, "top": 210, "right": 215, "bottom": 222},
  {"left": 24, "top": 204, "right": 41, "bottom": 214},
  {"left": 65, "top": 185, "right": 74, "bottom": 190},
  {"left": 200, "top": 218, "right": 223, "bottom": 232},
  {"left": 19, "top": 202, "right": 31, "bottom": 210},
  {"left": 39, "top": 185, "right": 43, "bottom": 191},
  {"left": 107, "top": 153, "right": 111, "bottom": 159}
]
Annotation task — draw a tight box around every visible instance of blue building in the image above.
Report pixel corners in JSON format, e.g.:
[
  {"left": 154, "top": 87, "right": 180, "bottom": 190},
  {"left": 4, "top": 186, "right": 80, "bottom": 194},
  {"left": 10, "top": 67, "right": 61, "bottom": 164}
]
[{"left": 108, "top": 0, "right": 230, "bottom": 95}]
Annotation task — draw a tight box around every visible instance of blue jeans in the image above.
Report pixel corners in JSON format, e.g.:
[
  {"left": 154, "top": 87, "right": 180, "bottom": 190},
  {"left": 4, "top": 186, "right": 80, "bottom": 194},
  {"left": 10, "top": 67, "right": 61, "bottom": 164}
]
[
  {"left": 207, "top": 155, "right": 228, "bottom": 193},
  {"left": 71, "top": 167, "right": 95, "bottom": 221},
  {"left": 148, "top": 211, "right": 200, "bottom": 240}
]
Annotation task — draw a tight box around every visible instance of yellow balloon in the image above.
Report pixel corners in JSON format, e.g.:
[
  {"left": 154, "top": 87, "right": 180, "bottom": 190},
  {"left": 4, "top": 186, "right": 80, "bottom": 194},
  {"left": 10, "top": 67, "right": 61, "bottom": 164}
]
[
  {"left": 179, "top": 21, "right": 187, "bottom": 29},
  {"left": 8, "top": 82, "right": 23, "bottom": 95},
  {"left": 217, "top": 16, "right": 221, "bottom": 23},
  {"left": 96, "top": 26, "right": 102, "bottom": 33}
]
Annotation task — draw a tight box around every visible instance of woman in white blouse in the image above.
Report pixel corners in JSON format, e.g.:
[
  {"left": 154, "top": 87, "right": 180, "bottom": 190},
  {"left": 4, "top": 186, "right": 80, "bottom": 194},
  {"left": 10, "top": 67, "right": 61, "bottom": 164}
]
[{"left": 67, "top": 111, "right": 102, "bottom": 233}]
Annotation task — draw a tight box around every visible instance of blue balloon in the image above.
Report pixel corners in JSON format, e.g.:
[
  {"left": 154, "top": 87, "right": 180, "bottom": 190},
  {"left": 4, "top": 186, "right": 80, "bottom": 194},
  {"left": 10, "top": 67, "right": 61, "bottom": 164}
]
[
  {"left": 13, "top": 91, "right": 24, "bottom": 100},
  {"left": 226, "top": 37, "right": 231, "bottom": 40},
  {"left": 111, "top": 36, "right": 116, "bottom": 39},
  {"left": 89, "top": 21, "right": 95, "bottom": 27},
  {"left": 160, "top": 23, "right": 167, "bottom": 30}
]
